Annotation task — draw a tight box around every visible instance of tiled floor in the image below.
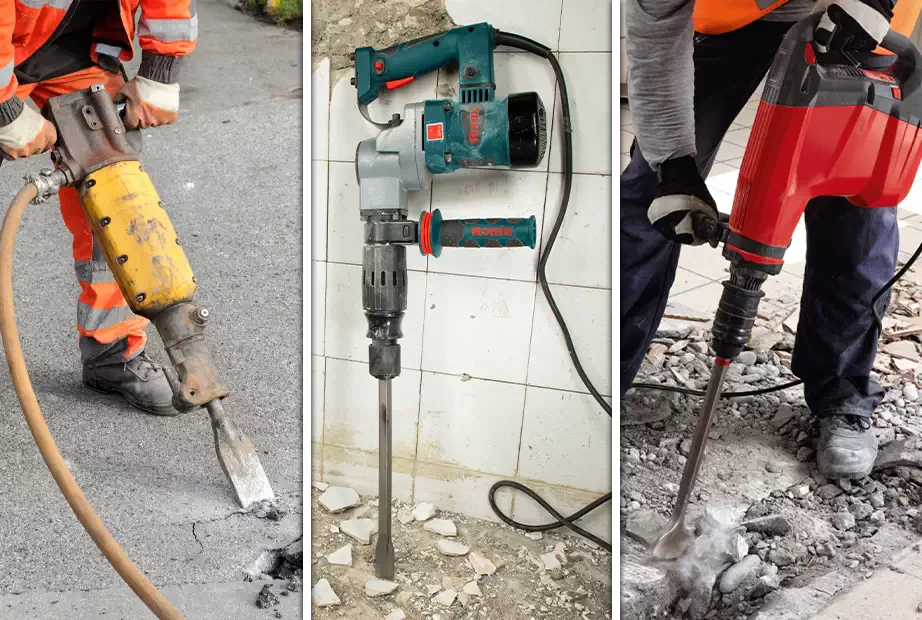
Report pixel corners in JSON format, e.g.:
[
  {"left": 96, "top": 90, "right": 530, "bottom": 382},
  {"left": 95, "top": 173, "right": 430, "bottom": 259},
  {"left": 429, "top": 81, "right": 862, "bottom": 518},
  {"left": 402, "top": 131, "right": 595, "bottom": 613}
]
[{"left": 312, "top": 0, "right": 613, "bottom": 538}]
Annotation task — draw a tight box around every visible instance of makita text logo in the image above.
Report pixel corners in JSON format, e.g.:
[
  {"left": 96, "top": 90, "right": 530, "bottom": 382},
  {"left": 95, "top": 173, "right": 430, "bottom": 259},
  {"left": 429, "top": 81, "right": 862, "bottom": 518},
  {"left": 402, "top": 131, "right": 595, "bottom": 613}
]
[{"left": 472, "top": 226, "right": 512, "bottom": 237}]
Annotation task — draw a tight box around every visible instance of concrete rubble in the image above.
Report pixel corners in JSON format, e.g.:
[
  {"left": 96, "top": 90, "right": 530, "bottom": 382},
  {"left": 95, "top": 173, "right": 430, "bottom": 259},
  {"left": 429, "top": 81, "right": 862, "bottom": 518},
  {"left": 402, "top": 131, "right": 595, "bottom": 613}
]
[
  {"left": 622, "top": 266, "right": 922, "bottom": 619},
  {"left": 309, "top": 485, "right": 612, "bottom": 618}
]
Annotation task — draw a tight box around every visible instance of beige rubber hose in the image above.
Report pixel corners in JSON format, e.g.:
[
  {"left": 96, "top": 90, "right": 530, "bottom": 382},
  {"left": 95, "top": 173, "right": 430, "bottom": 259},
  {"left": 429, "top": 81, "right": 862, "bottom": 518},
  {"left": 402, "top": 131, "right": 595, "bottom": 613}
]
[{"left": 0, "top": 183, "right": 185, "bottom": 620}]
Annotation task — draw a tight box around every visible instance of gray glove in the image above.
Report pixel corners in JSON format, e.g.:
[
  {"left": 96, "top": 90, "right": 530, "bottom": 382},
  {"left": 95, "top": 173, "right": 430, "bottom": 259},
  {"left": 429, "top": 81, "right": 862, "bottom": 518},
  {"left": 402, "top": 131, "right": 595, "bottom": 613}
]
[{"left": 647, "top": 155, "right": 719, "bottom": 246}]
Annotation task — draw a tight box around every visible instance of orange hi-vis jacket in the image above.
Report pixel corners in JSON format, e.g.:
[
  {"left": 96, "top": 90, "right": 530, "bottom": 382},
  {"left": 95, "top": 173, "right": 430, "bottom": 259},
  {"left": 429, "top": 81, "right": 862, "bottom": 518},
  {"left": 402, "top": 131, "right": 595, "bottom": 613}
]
[
  {"left": 694, "top": 0, "right": 922, "bottom": 46},
  {"left": 0, "top": 0, "right": 197, "bottom": 103}
]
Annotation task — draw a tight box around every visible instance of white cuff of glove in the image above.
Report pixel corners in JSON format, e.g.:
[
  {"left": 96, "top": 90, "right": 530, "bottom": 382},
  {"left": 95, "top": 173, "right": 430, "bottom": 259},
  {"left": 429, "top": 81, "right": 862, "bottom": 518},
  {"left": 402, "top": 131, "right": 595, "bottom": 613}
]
[
  {"left": 132, "top": 75, "right": 180, "bottom": 112},
  {"left": 819, "top": 0, "right": 890, "bottom": 44},
  {"left": 0, "top": 105, "right": 47, "bottom": 150}
]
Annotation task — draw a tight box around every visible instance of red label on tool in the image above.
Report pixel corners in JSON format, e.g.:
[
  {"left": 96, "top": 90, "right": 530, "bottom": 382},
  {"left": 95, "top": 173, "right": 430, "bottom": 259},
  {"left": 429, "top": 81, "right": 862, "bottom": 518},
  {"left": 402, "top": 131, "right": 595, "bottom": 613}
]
[
  {"left": 426, "top": 122, "right": 444, "bottom": 141},
  {"left": 472, "top": 226, "right": 512, "bottom": 237},
  {"left": 861, "top": 69, "right": 896, "bottom": 83}
]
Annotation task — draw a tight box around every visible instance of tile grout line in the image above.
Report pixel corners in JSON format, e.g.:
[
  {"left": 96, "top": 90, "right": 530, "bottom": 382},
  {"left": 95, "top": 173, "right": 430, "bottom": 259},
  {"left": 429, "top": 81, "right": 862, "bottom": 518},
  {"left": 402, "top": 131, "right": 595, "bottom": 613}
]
[{"left": 321, "top": 354, "right": 614, "bottom": 399}]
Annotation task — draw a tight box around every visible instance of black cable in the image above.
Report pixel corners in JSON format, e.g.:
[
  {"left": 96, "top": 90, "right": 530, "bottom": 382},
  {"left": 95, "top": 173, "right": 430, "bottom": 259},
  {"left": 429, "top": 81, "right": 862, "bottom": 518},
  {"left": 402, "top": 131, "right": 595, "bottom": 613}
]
[
  {"left": 487, "top": 30, "right": 612, "bottom": 551},
  {"left": 629, "top": 378, "right": 803, "bottom": 398},
  {"left": 871, "top": 238, "right": 922, "bottom": 334}
]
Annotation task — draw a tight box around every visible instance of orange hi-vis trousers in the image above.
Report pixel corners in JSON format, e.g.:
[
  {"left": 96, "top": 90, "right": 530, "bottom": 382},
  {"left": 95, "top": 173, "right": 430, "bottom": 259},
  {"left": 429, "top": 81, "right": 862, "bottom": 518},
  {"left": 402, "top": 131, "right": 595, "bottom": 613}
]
[{"left": 19, "top": 65, "right": 148, "bottom": 364}]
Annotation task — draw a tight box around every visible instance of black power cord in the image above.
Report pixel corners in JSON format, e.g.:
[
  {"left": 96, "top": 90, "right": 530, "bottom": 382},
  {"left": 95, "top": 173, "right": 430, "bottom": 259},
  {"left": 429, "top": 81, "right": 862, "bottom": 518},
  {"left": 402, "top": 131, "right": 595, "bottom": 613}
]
[{"left": 488, "top": 30, "right": 612, "bottom": 553}]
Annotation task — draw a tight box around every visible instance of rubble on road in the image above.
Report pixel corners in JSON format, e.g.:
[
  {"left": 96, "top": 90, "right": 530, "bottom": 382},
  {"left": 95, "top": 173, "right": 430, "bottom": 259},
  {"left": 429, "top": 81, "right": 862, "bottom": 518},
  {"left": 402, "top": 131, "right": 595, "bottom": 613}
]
[{"left": 622, "top": 264, "right": 922, "bottom": 620}]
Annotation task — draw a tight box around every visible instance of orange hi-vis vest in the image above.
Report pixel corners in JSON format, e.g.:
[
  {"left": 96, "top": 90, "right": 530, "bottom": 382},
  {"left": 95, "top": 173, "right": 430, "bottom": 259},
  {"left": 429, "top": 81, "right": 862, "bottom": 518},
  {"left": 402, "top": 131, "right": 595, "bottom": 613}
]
[
  {"left": 0, "top": 0, "right": 197, "bottom": 103},
  {"left": 693, "top": 0, "right": 922, "bottom": 50}
]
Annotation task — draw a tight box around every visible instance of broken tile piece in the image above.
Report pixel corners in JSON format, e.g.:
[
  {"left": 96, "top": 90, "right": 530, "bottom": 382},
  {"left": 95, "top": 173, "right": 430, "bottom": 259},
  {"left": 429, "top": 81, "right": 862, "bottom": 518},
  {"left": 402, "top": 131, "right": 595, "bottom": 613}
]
[
  {"left": 468, "top": 552, "right": 497, "bottom": 576},
  {"left": 424, "top": 519, "right": 457, "bottom": 537},
  {"left": 329, "top": 525, "right": 340, "bottom": 534},
  {"left": 386, "top": 611, "right": 407, "bottom": 620},
  {"left": 437, "top": 540, "right": 470, "bottom": 557},
  {"left": 434, "top": 589, "right": 457, "bottom": 607},
  {"left": 458, "top": 591, "right": 470, "bottom": 607},
  {"left": 525, "top": 532, "right": 543, "bottom": 540},
  {"left": 397, "top": 509, "right": 415, "bottom": 525},
  {"left": 312, "top": 579, "right": 341, "bottom": 607},
  {"left": 318, "top": 486, "right": 361, "bottom": 513},
  {"left": 541, "top": 551, "right": 561, "bottom": 571},
  {"left": 426, "top": 584, "right": 442, "bottom": 596},
  {"left": 311, "top": 481, "right": 329, "bottom": 491},
  {"left": 462, "top": 581, "right": 482, "bottom": 596},
  {"left": 366, "top": 579, "right": 399, "bottom": 597},
  {"left": 412, "top": 502, "right": 437, "bottom": 522},
  {"left": 340, "top": 518, "right": 377, "bottom": 545},
  {"left": 327, "top": 544, "right": 352, "bottom": 566}
]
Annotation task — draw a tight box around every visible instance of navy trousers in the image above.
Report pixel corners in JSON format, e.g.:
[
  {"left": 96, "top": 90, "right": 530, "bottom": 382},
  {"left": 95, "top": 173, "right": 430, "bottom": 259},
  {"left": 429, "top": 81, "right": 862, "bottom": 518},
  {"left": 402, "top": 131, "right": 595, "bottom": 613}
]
[{"left": 620, "top": 20, "right": 899, "bottom": 419}]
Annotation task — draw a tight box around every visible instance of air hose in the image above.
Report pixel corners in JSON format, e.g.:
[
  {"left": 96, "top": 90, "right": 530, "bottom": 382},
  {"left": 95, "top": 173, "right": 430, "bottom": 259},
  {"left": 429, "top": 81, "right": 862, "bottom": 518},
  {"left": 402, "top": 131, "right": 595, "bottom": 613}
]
[{"left": 0, "top": 182, "right": 184, "bottom": 620}]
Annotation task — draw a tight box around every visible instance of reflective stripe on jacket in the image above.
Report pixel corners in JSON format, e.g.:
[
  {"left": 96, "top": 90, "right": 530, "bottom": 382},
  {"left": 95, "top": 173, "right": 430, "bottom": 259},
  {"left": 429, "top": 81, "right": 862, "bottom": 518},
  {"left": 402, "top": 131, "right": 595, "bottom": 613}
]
[{"left": 0, "top": 0, "right": 197, "bottom": 102}]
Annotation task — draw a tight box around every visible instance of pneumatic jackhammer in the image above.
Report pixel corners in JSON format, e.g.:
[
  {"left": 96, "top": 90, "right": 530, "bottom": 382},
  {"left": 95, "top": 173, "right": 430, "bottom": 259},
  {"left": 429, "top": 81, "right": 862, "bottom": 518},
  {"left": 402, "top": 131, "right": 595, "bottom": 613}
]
[{"left": 353, "top": 23, "right": 549, "bottom": 578}]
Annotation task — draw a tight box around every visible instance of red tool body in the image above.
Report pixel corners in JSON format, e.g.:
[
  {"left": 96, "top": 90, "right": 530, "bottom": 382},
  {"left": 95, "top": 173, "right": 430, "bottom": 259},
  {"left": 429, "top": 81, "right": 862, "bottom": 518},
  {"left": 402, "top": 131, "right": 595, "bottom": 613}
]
[
  {"left": 726, "top": 18, "right": 922, "bottom": 273},
  {"left": 696, "top": 14, "right": 922, "bottom": 364}
]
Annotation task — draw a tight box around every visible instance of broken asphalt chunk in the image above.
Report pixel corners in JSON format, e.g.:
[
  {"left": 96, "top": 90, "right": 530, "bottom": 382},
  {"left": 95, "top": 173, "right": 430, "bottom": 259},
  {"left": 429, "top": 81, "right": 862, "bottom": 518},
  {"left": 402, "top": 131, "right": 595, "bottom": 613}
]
[{"left": 742, "top": 514, "right": 792, "bottom": 536}]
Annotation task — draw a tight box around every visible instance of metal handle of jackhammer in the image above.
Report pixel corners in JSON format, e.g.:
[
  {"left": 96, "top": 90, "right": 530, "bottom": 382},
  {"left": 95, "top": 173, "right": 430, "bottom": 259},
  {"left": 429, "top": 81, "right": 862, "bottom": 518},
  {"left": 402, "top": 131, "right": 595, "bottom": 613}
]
[
  {"left": 418, "top": 208, "right": 537, "bottom": 258},
  {"left": 805, "top": 10, "right": 922, "bottom": 95}
]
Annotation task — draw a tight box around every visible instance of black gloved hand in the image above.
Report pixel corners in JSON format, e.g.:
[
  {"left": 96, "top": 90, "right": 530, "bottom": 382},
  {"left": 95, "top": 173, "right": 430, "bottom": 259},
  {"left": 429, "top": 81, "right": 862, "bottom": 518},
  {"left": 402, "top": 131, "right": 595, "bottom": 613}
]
[
  {"left": 815, "top": 0, "right": 894, "bottom": 54},
  {"left": 647, "top": 155, "right": 720, "bottom": 246}
]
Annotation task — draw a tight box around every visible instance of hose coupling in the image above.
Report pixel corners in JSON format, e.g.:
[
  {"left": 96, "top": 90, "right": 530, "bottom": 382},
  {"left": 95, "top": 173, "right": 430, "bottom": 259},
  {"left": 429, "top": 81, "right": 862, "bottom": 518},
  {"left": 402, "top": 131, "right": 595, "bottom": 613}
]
[{"left": 24, "top": 169, "right": 69, "bottom": 205}]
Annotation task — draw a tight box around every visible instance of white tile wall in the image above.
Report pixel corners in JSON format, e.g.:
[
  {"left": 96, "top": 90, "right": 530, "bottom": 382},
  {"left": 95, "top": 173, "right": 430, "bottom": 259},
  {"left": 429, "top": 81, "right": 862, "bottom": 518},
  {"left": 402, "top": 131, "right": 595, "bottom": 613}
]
[
  {"left": 421, "top": 273, "right": 536, "bottom": 383},
  {"left": 312, "top": 0, "right": 613, "bottom": 535},
  {"left": 417, "top": 372, "right": 526, "bottom": 476}
]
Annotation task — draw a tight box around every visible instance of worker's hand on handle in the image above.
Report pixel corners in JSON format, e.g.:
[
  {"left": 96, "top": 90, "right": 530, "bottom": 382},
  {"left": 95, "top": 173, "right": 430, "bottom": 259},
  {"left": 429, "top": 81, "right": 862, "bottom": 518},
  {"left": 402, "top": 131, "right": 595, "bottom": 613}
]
[
  {"left": 647, "top": 155, "right": 720, "bottom": 247},
  {"left": 118, "top": 76, "right": 180, "bottom": 129},
  {"left": 0, "top": 104, "right": 56, "bottom": 160},
  {"left": 815, "top": 0, "right": 893, "bottom": 54}
]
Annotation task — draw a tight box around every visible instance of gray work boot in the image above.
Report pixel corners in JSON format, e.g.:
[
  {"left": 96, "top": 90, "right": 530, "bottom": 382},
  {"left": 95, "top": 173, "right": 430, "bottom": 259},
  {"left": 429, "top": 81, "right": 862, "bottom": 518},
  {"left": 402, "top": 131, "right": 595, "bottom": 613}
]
[
  {"left": 816, "top": 415, "right": 878, "bottom": 480},
  {"left": 83, "top": 350, "right": 178, "bottom": 416}
]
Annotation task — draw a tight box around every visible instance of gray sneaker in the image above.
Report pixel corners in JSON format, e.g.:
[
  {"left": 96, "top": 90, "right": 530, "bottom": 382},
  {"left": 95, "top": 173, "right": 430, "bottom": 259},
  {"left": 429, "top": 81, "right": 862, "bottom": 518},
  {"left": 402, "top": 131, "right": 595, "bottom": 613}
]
[
  {"left": 816, "top": 415, "right": 878, "bottom": 480},
  {"left": 83, "top": 351, "right": 178, "bottom": 416}
]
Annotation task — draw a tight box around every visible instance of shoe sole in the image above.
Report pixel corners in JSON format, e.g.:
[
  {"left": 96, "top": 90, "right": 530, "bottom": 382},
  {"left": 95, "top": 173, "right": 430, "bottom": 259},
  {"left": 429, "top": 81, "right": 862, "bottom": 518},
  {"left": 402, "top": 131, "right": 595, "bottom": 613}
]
[{"left": 84, "top": 378, "right": 180, "bottom": 417}]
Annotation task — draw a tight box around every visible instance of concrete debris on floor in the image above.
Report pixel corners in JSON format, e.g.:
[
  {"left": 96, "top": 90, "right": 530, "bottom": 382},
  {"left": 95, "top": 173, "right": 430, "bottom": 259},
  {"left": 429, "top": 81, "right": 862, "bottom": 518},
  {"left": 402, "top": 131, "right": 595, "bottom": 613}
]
[
  {"left": 309, "top": 485, "right": 612, "bottom": 619},
  {"left": 622, "top": 263, "right": 922, "bottom": 619}
]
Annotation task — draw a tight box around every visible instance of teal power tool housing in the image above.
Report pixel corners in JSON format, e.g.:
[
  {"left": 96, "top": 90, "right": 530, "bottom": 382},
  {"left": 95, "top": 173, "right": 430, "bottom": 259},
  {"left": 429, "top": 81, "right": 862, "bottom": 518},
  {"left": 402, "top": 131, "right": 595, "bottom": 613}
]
[{"left": 352, "top": 22, "right": 548, "bottom": 579}]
